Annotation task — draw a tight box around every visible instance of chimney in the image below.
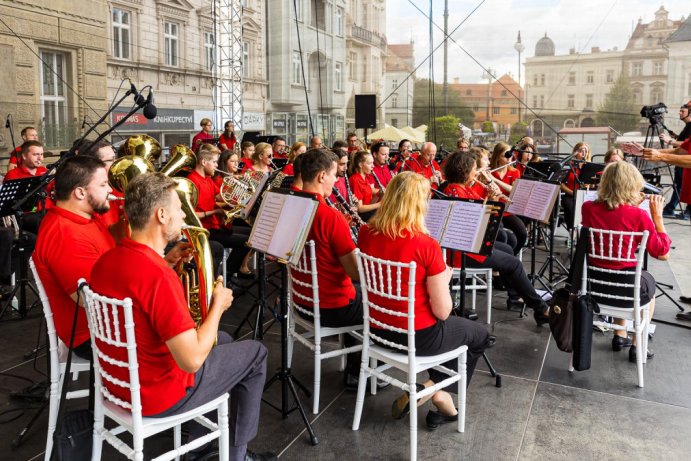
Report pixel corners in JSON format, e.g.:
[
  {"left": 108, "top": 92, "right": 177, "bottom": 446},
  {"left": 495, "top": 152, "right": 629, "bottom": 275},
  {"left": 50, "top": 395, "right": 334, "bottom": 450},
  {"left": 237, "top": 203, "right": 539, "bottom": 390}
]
[{"left": 591, "top": 46, "right": 600, "bottom": 53}]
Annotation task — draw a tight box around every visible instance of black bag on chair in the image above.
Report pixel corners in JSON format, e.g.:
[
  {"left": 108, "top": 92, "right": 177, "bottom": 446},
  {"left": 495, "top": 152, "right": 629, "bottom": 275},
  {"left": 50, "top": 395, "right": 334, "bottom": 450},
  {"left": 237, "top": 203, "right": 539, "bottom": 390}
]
[
  {"left": 549, "top": 288, "right": 575, "bottom": 353},
  {"left": 51, "top": 294, "right": 94, "bottom": 461},
  {"left": 572, "top": 293, "right": 598, "bottom": 371}
]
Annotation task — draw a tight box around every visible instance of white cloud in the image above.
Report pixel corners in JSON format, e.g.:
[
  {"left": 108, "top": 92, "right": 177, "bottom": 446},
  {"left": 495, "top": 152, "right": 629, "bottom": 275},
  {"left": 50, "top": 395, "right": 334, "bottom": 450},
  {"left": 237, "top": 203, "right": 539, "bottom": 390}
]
[{"left": 387, "top": 0, "right": 689, "bottom": 83}]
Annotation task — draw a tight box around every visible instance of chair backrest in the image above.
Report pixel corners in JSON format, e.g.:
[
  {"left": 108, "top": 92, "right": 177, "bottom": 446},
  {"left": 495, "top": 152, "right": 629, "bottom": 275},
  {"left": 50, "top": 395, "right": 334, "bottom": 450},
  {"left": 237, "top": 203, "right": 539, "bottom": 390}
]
[
  {"left": 355, "top": 249, "right": 417, "bottom": 361},
  {"left": 29, "top": 257, "right": 64, "bottom": 382},
  {"left": 78, "top": 280, "right": 142, "bottom": 423},
  {"left": 581, "top": 227, "right": 649, "bottom": 306},
  {"left": 288, "top": 240, "right": 321, "bottom": 322}
]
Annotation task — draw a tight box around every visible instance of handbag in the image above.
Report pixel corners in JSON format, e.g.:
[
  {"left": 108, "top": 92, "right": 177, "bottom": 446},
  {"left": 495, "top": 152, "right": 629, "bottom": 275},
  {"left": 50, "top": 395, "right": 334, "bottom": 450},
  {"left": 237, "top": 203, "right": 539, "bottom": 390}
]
[
  {"left": 549, "top": 287, "right": 575, "bottom": 353},
  {"left": 51, "top": 290, "right": 94, "bottom": 461}
]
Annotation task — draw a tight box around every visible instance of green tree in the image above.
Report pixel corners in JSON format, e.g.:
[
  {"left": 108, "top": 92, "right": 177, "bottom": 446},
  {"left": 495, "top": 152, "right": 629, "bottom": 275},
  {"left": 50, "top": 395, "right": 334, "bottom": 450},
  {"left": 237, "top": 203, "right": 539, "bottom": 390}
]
[
  {"left": 595, "top": 74, "right": 639, "bottom": 132},
  {"left": 413, "top": 79, "right": 474, "bottom": 142},
  {"left": 509, "top": 121, "right": 529, "bottom": 145},
  {"left": 432, "top": 115, "right": 462, "bottom": 151}
]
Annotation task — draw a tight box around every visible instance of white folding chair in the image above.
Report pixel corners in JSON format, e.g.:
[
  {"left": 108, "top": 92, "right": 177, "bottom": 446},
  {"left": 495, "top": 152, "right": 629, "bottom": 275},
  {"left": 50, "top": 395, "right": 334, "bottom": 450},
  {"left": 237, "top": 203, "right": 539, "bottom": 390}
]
[
  {"left": 287, "top": 240, "right": 363, "bottom": 414},
  {"left": 29, "top": 258, "right": 91, "bottom": 461},
  {"left": 351, "top": 250, "right": 468, "bottom": 461},
  {"left": 442, "top": 249, "right": 492, "bottom": 324},
  {"left": 79, "top": 279, "right": 230, "bottom": 461},
  {"left": 570, "top": 227, "right": 651, "bottom": 387}
]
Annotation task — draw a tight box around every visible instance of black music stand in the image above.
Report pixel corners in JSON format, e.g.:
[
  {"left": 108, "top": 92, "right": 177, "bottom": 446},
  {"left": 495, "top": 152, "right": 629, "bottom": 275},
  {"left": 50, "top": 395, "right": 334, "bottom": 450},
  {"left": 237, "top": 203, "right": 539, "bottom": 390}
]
[
  {"left": 272, "top": 158, "right": 289, "bottom": 170},
  {"left": 0, "top": 176, "right": 43, "bottom": 320}
]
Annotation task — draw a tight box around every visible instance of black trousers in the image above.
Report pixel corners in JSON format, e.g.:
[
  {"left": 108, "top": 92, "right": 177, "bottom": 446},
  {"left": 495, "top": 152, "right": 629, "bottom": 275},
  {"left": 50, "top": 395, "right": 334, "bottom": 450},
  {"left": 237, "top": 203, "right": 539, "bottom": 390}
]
[
  {"left": 209, "top": 227, "right": 251, "bottom": 276},
  {"left": 562, "top": 195, "right": 575, "bottom": 230},
  {"left": 501, "top": 214, "right": 527, "bottom": 254},
  {"left": 466, "top": 241, "right": 546, "bottom": 311},
  {"left": 663, "top": 166, "right": 684, "bottom": 213},
  {"left": 496, "top": 224, "right": 517, "bottom": 253},
  {"left": 372, "top": 317, "right": 490, "bottom": 393}
]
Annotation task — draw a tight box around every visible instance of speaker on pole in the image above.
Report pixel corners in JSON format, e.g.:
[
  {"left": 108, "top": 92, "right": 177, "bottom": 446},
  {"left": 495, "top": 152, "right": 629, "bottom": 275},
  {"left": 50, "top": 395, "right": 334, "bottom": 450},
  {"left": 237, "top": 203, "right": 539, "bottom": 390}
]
[{"left": 355, "top": 94, "right": 376, "bottom": 129}]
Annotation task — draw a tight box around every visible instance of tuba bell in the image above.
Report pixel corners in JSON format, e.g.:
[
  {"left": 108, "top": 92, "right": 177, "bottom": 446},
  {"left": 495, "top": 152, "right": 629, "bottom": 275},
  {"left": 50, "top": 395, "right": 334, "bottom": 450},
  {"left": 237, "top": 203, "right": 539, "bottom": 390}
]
[
  {"left": 108, "top": 134, "right": 161, "bottom": 193},
  {"left": 160, "top": 144, "right": 196, "bottom": 176}
]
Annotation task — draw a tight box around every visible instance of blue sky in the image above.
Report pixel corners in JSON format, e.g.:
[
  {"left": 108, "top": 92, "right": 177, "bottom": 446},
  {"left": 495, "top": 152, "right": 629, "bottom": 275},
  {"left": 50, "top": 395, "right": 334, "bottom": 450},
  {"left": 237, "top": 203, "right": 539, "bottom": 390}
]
[{"left": 386, "top": 1, "right": 690, "bottom": 84}]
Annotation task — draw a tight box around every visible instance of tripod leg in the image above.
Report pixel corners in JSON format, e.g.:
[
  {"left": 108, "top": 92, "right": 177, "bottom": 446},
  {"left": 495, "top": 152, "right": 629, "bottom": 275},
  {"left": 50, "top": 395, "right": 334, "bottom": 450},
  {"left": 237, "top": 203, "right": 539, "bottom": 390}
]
[
  {"left": 11, "top": 399, "right": 48, "bottom": 450},
  {"left": 482, "top": 352, "right": 502, "bottom": 388},
  {"left": 286, "top": 376, "right": 319, "bottom": 446}
]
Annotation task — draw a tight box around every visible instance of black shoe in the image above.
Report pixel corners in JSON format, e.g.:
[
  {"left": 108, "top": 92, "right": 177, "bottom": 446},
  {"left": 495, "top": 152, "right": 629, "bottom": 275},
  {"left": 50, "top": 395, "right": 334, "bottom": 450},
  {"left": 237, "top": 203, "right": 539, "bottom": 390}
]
[
  {"left": 184, "top": 442, "right": 218, "bottom": 461},
  {"left": 679, "top": 296, "right": 691, "bottom": 304},
  {"left": 532, "top": 303, "right": 549, "bottom": 326},
  {"left": 677, "top": 311, "right": 691, "bottom": 321},
  {"left": 507, "top": 297, "right": 524, "bottom": 312},
  {"left": 245, "top": 450, "right": 277, "bottom": 461},
  {"left": 493, "top": 277, "right": 507, "bottom": 291},
  {"left": 344, "top": 373, "right": 390, "bottom": 392},
  {"left": 629, "top": 346, "right": 654, "bottom": 363},
  {"left": 391, "top": 383, "right": 425, "bottom": 419},
  {"left": 612, "top": 335, "right": 632, "bottom": 351},
  {"left": 425, "top": 410, "right": 458, "bottom": 430}
]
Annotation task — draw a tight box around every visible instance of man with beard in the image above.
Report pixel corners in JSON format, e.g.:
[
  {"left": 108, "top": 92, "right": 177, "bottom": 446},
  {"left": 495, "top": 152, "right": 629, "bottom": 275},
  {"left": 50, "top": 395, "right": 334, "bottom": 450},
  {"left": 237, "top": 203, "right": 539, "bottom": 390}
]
[{"left": 329, "top": 148, "right": 350, "bottom": 203}]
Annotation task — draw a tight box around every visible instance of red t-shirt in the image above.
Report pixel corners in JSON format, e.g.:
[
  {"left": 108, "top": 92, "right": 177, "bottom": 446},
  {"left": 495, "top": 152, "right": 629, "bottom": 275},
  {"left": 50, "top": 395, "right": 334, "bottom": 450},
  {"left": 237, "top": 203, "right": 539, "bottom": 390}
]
[
  {"left": 192, "top": 131, "right": 214, "bottom": 152},
  {"left": 357, "top": 225, "right": 445, "bottom": 330},
  {"left": 369, "top": 164, "right": 393, "bottom": 188},
  {"left": 409, "top": 158, "right": 442, "bottom": 181},
  {"left": 680, "top": 138, "right": 691, "bottom": 204},
  {"left": 492, "top": 168, "right": 521, "bottom": 186},
  {"left": 90, "top": 238, "right": 196, "bottom": 415},
  {"left": 218, "top": 132, "right": 236, "bottom": 151},
  {"left": 329, "top": 177, "right": 348, "bottom": 203},
  {"left": 273, "top": 150, "right": 287, "bottom": 160},
  {"left": 293, "top": 194, "right": 356, "bottom": 309},
  {"left": 581, "top": 201, "right": 671, "bottom": 269},
  {"left": 349, "top": 173, "right": 373, "bottom": 205},
  {"left": 240, "top": 157, "right": 254, "bottom": 170},
  {"left": 187, "top": 170, "right": 222, "bottom": 230},
  {"left": 282, "top": 163, "right": 295, "bottom": 176},
  {"left": 33, "top": 207, "right": 115, "bottom": 347},
  {"left": 4, "top": 164, "right": 47, "bottom": 181},
  {"left": 8, "top": 146, "right": 20, "bottom": 165}
]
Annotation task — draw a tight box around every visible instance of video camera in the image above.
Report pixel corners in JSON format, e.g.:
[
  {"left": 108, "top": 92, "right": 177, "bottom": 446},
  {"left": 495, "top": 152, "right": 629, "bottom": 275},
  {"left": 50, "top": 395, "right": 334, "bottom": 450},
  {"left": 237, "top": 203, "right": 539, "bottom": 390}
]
[{"left": 640, "top": 102, "right": 667, "bottom": 122}]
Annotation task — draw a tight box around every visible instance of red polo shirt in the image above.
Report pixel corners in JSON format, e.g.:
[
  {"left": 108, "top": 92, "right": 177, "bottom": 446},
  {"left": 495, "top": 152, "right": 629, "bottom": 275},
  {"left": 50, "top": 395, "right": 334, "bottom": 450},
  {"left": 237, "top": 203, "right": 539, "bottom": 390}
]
[
  {"left": 293, "top": 193, "right": 356, "bottom": 309},
  {"left": 8, "top": 146, "right": 20, "bottom": 165},
  {"left": 282, "top": 163, "right": 295, "bottom": 176},
  {"left": 91, "top": 238, "right": 196, "bottom": 415},
  {"left": 33, "top": 207, "right": 115, "bottom": 347},
  {"left": 218, "top": 132, "right": 236, "bottom": 151},
  {"left": 369, "top": 164, "right": 393, "bottom": 188},
  {"left": 273, "top": 150, "right": 287, "bottom": 160},
  {"left": 408, "top": 158, "right": 442, "bottom": 181},
  {"left": 4, "top": 164, "right": 47, "bottom": 181},
  {"left": 187, "top": 170, "right": 222, "bottom": 230},
  {"left": 192, "top": 131, "right": 214, "bottom": 152},
  {"left": 329, "top": 176, "right": 348, "bottom": 203},
  {"left": 492, "top": 168, "right": 521, "bottom": 186},
  {"left": 357, "top": 225, "right": 445, "bottom": 330},
  {"left": 349, "top": 173, "right": 373, "bottom": 205}
]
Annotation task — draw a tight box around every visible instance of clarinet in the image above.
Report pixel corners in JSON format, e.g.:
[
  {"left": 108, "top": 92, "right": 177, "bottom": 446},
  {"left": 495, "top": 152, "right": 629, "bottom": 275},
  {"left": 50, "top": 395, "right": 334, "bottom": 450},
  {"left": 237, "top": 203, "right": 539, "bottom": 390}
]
[
  {"left": 371, "top": 169, "right": 385, "bottom": 194},
  {"left": 343, "top": 174, "right": 358, "bottom": 208},
  {"left": 326, "top": 194, "right": 360, "bottom": 243}
]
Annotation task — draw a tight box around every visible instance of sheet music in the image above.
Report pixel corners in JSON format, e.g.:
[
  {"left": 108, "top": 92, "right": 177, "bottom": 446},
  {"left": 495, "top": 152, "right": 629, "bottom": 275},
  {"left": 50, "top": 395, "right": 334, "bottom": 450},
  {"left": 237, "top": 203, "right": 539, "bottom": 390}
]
[
  {"left": 425, "top": 199, "right": 453, "bottom": 241},
  {"left": 241, "top": 172, "right": 269, "bottom": 220},
  {"left": 507, "top": 179, "right": 559, "bottom": 222},
  {"left": 248, "top": 192, "right": 284, "bottom": 254},
  {"left": 506, "top": 180, "right": 533, "bottom": 215},
  {"left": 574, "top": 190, "right": 599, "bottom": 227},
  {"left": 440, "top": 201, "right": 490, "bottom": 253}
]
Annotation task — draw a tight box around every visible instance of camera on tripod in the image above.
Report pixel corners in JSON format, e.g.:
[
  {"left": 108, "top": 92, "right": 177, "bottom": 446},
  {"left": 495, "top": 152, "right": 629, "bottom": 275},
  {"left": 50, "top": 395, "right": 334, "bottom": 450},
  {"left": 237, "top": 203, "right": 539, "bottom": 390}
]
[{"left": 640, "top": 102, "right": 667, "bottom": 122}]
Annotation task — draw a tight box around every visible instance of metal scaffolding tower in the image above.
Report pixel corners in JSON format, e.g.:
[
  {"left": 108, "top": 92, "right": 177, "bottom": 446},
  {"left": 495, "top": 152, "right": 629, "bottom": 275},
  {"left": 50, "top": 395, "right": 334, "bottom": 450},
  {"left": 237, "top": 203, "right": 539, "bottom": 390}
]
[{"left": 213, "top": 0, "right": 243, "bottom": 130}]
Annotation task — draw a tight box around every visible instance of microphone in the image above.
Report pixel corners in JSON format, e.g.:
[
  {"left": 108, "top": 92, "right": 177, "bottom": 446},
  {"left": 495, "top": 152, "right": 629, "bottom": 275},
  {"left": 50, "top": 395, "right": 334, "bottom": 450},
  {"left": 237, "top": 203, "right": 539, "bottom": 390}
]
[
  {"left": 129, "top": 81, "right": 146, "bottom": 107},
  {"left": 142, "top": 91, "right": 157, "bottom": 120},
  {"left": 5, "top": 114, "right": 9, "bottom": 129},
  {"left": 81, "top": 116, "right": 87, "bottom": 129}
]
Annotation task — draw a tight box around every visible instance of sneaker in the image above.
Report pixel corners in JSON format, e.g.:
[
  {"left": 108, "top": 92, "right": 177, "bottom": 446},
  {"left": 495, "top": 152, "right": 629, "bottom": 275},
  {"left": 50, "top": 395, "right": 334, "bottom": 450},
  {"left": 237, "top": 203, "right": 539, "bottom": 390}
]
[{"left": 425, "top": 410, "right": 458, "bottom": 430}]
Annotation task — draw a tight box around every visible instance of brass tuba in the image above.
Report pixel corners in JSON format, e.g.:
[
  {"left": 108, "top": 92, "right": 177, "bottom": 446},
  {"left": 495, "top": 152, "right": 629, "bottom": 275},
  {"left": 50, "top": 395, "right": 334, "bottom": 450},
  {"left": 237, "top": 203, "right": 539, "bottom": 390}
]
[
  {"left": 108, "top": 134, "right": 161, "bottom": 192},
  {"left": 160, "top": 144, "right": 196, "bottom": 176},
  {"left": 173, "top": 178, "right": 215, "bottom": 329}
]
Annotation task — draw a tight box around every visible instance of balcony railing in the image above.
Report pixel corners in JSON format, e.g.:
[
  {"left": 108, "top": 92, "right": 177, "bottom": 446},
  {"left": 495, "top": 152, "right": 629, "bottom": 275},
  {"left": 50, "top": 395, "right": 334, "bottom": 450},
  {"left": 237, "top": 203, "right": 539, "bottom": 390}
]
[{"left": 351, "top": 25, "right": 387, "bottom": 49}]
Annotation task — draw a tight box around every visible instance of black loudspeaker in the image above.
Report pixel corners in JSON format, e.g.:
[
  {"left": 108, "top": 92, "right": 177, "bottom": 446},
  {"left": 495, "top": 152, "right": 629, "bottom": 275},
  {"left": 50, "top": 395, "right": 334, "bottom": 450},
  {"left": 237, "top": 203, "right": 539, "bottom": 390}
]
[{"left": 355, "top": 94, "right": 377, "bottom": 129}]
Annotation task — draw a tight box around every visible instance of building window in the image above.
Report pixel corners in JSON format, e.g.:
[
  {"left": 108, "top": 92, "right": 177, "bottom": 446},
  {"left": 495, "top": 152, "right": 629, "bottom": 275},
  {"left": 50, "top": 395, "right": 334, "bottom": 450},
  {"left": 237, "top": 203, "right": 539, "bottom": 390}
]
[
  {"left": 533, "top": 74, "right": 538, "bottom": 86},
  {"left": 540, "top": 74, "right": 545, "bottom": 86},
  {"left": 334, "top": 61, "right": 342, "bottom": 91},
  {"left": 348, "top": 51, "right": 357, "bottom": 80},
  {"left": 633, "top": 89, "right": 641, "bottom": 104},
  {"left": 392, "top": 95, "right": 398, "bottom": 108},
  {"left": 606, "top": 70, "right": 614, "bottom": 83},
  {"left": 335, "top": 7, "right": 343, "bottom": 36},
  {"left": 650, "top": 88, "right": 663, "bottom": 104},
  {"left": 372, "top": 56, "right": 380, "bottom": 84},
  {"left": 631, "top": 62, "right": 642, "bottom": 77},
  {"left": 466, "top": 89, "right": 472, "bottom": 96},
  {"left": 292, "top": 51, "right": 302, "bottom": 84},
  {"left": 654, "top": 62, "right": 663, "bottom": 75},
  {"left": 586, "top": 71, "right": 594, "bottom": 84},
  {"left": 204, "top": 31, "right": 214, "bottom": 71},
  {"left": 242, "top": 42, "right": 250, "bottom": 78},
  {"left": 501, "top": 90, "right": 507, "bottom": 96},
  {"left": 391, "top": 118, "right": 398, "bottom": 127},
  {"left": 112, "top": 8, "right": 131, "bottom": 60},
  {"left": 568, "top": 72, "right": 575, "bottom": 85},
  {"left": 164, "top": 21, "right": 179, "bottom": 67},
  {"left": 540, "top": 95, "right": 544, "bottom": 108},
  {"left": 532, "top": 96, "right": 537, "bottom": 108},
  {"left": 510, "top": 107, "right": 517, "bottom": 115},
  {"left": 392, "top": 79, "right": 397, "bottom": 89},
  {"left": 585, "top": 94, "right": 593, "bottom": 108},
  {"left": 472, "top": 103, "right": 479, "bottom": 112},
  {"left": 493, "top": 107, "right": 500, "bottom": 115},
  {"left": 40, "top": 50, "right": 68, "bottom": 146},
  {"left": 567, "top": 94, "right": 575, "bottom": 109}
]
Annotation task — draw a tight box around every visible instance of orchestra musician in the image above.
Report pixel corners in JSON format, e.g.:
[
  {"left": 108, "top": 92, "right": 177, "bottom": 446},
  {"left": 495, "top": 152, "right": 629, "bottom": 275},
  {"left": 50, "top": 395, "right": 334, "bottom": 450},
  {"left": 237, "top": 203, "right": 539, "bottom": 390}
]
[
  {"left": 581, "top": 161, "right": 671, "bottom": 359},
  {"left": 561, "top": 142, "right": 591, "bottom": 230},
  {"left": 604, "top": 147, "right": 624, "bottom": 164},
  {"left": 393, "top": 138, "right": 413, "bottom": 172},
  {"left": 192, "top": 118, "right": 214, "bottom": 153},
  {"left": 5, "top": 140, "right": 50, "bottom": 234},
  {"left": 282, "top": 142, "right": 306, "bottom": 176},
  {"left": 310, "top": 136, "right": 324, "bottom": 149},
  {"left": 514, "top": 137, "right": 535, "bottom": 176},
  {"left": 329, "top": 148, "right": 349, "bottom": 203},
  {"left": 244, "top": 142, "right": 273, "bottom": 174},
  {"left": 332, "top": 139, "right": 348, "bottom": 156},
  {"left": 348, "top": 150, "right": 382, "bottom": 221},
  {"left": 6, "top": 126, "right": 39, "bottom": 172},
  {"left": 489, "top": 142, "right": 527, "bottom": 255},
  {"left": 90, "top": 173, "right": 273, "bottom": 461},
  {"left": 357, "top": 172, "right": 490, "bottom": 430},
  {"left": 346, "top": 132, "right": 359, "bottom": 154},
  {"left": 407, "top": 142, "right": 442, "bottom": 188},
  {"left": 81, "top": 141, "right": 123, "bottom": 229},
  {"left": 442, "top": 151, "right": 550, "bottom": 323},
  {"left": 214, "top": 149, "right": 241, "bottom": 188},
  {"left": 369, "top": 141, "right": 393, "bottom": 189},
  {"left": 272, "top": 137, "right": 287, "bottom": 160},
  {"left": 218, "top": 121, "right": 237, "bottom": 152},
  {"left": 456, "top": 137, "right": 470, "bottom": 153},
  {"left": 240, "top": 141, "right": 255, "bottom": 169}
]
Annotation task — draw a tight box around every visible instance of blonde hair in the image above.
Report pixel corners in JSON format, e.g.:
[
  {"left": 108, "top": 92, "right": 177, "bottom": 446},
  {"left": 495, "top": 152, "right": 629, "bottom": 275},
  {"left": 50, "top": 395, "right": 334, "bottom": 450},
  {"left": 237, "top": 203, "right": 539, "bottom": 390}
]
[
  {"left": 200, "top": 118, "right": 212, "bottom": 127},
  {"left": 252, "top": 142, "right": 272, "bottom": 163},
  {"left": 349, "top": 150, "right": 371, "bottom": 176},
  {"left": 288, "top": 142, "right": 306, "bottom": 163},
  {"left": 197, "top": 143, "right": 220, "bottom": 162},
  {"left": 573, "top": 142, "right": 592, "bottom": 162},
  {"left": 368, "top": 172, "right": 429, "bottom": 239},
  {"left": 597, "top": 161, "right": 643, "bottom": 210}
]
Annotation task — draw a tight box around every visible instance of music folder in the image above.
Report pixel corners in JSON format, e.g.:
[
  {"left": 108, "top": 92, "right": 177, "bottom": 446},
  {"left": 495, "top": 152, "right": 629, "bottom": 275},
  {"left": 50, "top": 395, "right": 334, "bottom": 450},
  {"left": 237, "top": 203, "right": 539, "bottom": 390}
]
[
  {"left": 506, "top": 178, "right": 560, "bottom": 223},
  {"left": 574, "top": 189, "right": 651, "bottom": 227},
  {"left": 247, "top": 189, "right": 319, "bottom": 265},
  {"left": 426, "top": 197, "right": 504, "bottom": 255},
  {"left": 242, "top": 170, "right": 280, "bottom": 221}
]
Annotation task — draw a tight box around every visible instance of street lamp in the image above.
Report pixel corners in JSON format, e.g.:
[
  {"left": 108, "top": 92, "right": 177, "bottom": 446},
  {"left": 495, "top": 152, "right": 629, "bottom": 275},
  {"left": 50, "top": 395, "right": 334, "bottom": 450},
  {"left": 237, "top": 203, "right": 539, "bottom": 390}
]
[
  {"left": 482, "top": 67, "right": 496, "bottom": 123},
  {"left": 514, "top": 31, "right": 525, "bottom": 124}
]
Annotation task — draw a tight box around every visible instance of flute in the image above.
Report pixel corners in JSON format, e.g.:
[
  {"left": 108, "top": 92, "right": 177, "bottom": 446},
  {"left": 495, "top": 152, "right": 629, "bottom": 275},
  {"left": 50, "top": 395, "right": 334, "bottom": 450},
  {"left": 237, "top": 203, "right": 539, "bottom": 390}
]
[{"left": 488, "top": 160, "right": 517, "bottom": 173}]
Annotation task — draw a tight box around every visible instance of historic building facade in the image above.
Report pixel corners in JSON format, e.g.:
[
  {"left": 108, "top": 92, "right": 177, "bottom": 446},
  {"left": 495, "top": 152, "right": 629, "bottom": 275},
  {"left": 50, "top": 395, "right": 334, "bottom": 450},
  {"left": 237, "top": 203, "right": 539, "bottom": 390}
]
[
  {"left": 450, "top": 73, "right": 524, "bottom": 132},
  {"left": 383, "top": 43, "right": 414, "bottom": 129}
]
